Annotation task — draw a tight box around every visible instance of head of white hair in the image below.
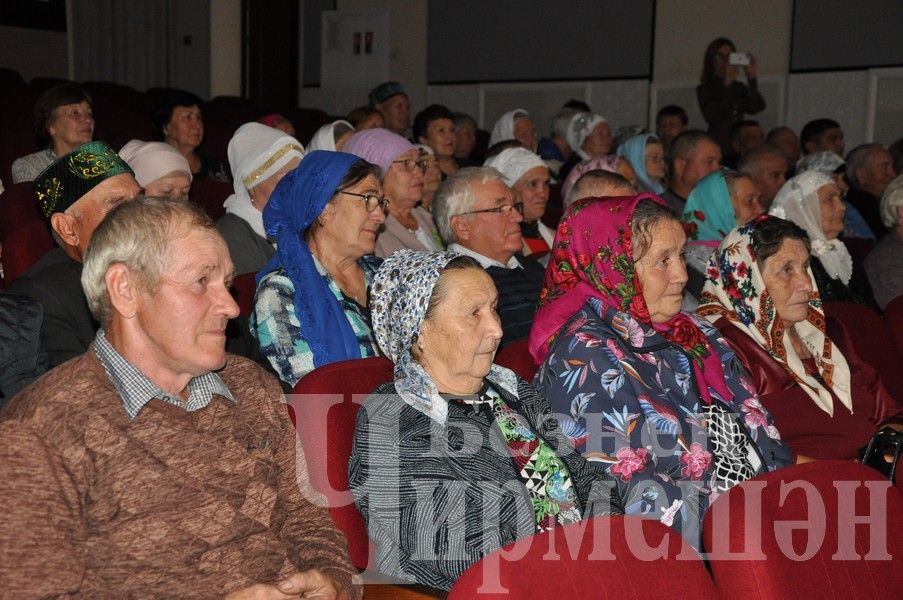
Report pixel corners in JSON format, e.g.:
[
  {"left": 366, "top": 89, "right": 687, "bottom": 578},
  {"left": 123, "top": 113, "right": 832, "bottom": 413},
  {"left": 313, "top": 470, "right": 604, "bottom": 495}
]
[
  {"left": 880, "top": 174, "right": 903, "bottom": 229},
  {"left": 432, "top": 166, "right": 505, "bottom": 244}
]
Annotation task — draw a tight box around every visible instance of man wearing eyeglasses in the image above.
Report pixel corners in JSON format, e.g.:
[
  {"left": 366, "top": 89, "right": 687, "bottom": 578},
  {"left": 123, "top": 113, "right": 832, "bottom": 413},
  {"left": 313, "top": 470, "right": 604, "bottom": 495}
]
[{"left": 433, "top": 167, "right": 545, "bottom": 347}]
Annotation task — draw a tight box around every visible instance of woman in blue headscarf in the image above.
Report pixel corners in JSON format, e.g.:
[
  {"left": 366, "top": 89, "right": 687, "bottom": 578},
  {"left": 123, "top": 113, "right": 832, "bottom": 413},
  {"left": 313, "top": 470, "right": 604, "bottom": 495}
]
[
  {"left": 250, "top": 150, "right": 388, "bottom": 386},
  {"left": 617, "top": 133, "right": 666, "bottom": 195}
]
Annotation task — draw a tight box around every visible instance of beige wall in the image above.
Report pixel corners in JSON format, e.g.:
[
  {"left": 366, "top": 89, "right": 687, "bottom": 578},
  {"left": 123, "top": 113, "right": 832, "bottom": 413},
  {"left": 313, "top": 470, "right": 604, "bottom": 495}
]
[
  {"left": 209, "top": 0, "right": 242, "bottom": 98},
  {"left": 0, "top": 26, "right": 69, "bottom": 80}
]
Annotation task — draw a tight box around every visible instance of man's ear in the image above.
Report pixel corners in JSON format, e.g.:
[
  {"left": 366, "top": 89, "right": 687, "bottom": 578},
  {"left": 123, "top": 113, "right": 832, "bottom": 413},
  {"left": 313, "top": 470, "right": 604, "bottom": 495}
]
[
  {"left": 450, "top": 214, "right": 470, "bottom": 242},
  {"left": 50, "top": 212, "right": 80, "bottom": 248},
  {"left": 105, "top": 263, "right": 139, "bottom": 319}
]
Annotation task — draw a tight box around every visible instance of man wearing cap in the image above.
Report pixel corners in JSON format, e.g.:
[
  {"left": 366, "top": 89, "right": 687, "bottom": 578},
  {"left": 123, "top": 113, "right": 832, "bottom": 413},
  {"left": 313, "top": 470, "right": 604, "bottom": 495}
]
[
  {"left": 368, "top": 81, "right": 410, "bottom": 136},
  {"left": 9, "top": 141, "right": 141, "bottom": 367}
]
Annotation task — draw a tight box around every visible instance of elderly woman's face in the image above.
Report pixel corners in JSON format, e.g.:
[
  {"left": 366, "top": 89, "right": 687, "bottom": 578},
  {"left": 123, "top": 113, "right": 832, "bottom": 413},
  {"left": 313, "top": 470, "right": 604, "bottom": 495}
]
[
  {"left": 513, "top": 166, "right": 551, "bottom": 222},
  {"left": 582, "top": 122, "right": 612, "bottom": 158},
  {"left": 513, "top": 117, "right": 537, "bottom": 151},
  {"left": 326, "top": 173, "right": 386, "bottom": 256},
  {"left": 48, "top": 101, "right": 94, "bottom": 152},
  {"left": 817, "top": 182, "right": 845, "bottom": 239},
  {"left": 760, "top": 238, "right": 813, "bottom": 326},
  {"left": 635, "top": 219, "right": 688, "bottom": 323},
  {"left": 422, "top": 118, "right": 456, "bottom": 158},
  {"left": 145, "top": 174, "right": 191, "bottom": 201},
  {"left": 730, "top": 177, "right": 764, "bottom": 225},
  {"left": 417, "top": 267, "right": 503, "bottom": 393},
  {"left": 164, "top": 105, "right": 204, "bottom": 151},
  {"left": 383, "top": 148, "right": 424, "bottom": 210}
]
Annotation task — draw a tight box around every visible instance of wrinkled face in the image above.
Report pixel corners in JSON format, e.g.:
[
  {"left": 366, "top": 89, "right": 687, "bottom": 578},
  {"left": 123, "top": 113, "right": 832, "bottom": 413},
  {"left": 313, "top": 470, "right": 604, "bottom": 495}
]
[
  {"left": 735, "top": 125, "right": 765, "bottom": 155},
  {"left": 422, "top": 118, "right": 456, "bottom": 158},
  {"left": 817, "top": 182, "right": 846, "bottom": 239},
  {"left": 417, "top": 268, "right": 503, "bottom": 392},
  {"left": 859, "top": 148, "right": 895, "bottom": 197},
  {"left": 680, "top": 140, "right": 721, "bottom": 189},
  {"left": 145, "top": 174, "right": 191, "bottom": 201},
  {"left": 133, "top": 227, "right": 239, "bottom": 381},
  {"left": 759, "top": 238, "right": 813, "bottom": 326},
  {"left": 248, "top": 157, "right": 301, "bottom": 213},
  {"left": 656, "top": 115, "right": 685, "bottom": 142},
  {"left": 635, "top": 219, "right": 688, "bottom": 324},
  {"left": 48, "top": 101, "right": 94, "bottom": 152},
  {"left": 582, "top": 122, "right": 612, "bottom": 158},
  {"left": 730, "top": 177, "right": 764, "bottom": 225},
  {"left": 327, "top": 174, "right": 386, "bottom": 256},
  {"left": 513, "top": 116, "right": 537, "bottom": 151},
  {"left": 812, "top": 127, "right": 845, "bottom": 157},
  {"left": 383, "top": 148, "right": 424, "bottom": 209},
  {"left": 377, "top": 94, "right": 410, "bottom": 134},
  {"left": 512, "top": 166, "right": 551, "bottom": 222},
  {"left": 644, "top": 141, "right": 666, "bottom": 180},
  {"left": 67, "top": 173, "right": 142, "bottom": 258},
  {"left": 164, "top": 105, "right": 204, "bottom": 150},
  {"left": 455, "top": 122, "right": 477, "bottom": 158},
  {"left": 751, "top": 154, "right": 787, "bottom": 209},
  {"left": 455, "top": 178, "right": 523, "bottom": 264}
]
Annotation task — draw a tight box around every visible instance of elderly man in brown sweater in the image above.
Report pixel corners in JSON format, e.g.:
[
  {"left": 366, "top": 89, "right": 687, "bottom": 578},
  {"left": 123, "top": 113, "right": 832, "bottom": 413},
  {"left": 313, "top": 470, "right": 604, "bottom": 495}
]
[{"left": 0, "top": 197, "right": 359, "bottom": 598}]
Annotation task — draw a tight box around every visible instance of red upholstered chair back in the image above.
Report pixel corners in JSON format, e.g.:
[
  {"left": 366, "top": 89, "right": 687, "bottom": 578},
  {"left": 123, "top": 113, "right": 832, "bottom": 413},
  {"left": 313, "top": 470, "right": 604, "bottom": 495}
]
[
  {"left": 188, "top": 179, "right": 232, "bottom": 220},
  {"left": 289, "top": 356, "right": 395, "bottom": 571},
  {"left": 703, "top": 460, "right": 903, "bottom": 600},
  {"left": 541, "top": 182, "right": 564, "bottom": 229},
  {"left": 494, "top": 338, "right": 538, "bottom": 382},
  {"left": 448, "top": 516, "right": 718, "bottom": 599},
  {"left": 231, "top": 272, "right": 257, "bottom": 318},
  {"left": 0, "top": 182, "right": 54, "bottom": 285}
]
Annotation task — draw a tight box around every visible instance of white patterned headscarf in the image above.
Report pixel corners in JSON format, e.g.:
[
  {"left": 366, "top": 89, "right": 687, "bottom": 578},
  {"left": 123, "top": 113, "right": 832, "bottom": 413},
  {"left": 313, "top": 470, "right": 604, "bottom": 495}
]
[
  {"left": 566, "top": 112, "right": 607, "bottom": 160},
  {"left": 307, "top": 119, "right": 354, "bottom": 152},
  {"left": 224, "top": 122, "right": 304, "bottom": 239},
  {"left": 370, "top": 249, "right": 520, "bottom": 424},
  {"left": 483, "top": 147, "right": 547, "bottom": 186},
  {"left": 769, "top": 171, "right": 853, "bottom": 284},
  {"left": 488, "top": 108, "right": 529, "bottom": 147},
  {"left": 118, "top": 140, "right": 191, "bottom": 187}
]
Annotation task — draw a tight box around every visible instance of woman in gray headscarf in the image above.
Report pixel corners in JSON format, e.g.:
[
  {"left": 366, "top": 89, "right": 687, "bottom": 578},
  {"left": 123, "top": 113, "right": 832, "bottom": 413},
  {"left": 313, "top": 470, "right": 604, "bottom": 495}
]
[{"left": 348, "top": 249, "right": 619, "bottom": 592}]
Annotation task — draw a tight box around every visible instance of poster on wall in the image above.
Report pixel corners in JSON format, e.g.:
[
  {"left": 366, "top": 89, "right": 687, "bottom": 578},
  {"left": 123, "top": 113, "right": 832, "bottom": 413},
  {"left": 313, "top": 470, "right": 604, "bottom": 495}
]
[
  {"left": 320, "top": 9, "right": 389, "bottom": 88},
  {"left": 0, "top": 0, "right": 66, "bottom": 32}
]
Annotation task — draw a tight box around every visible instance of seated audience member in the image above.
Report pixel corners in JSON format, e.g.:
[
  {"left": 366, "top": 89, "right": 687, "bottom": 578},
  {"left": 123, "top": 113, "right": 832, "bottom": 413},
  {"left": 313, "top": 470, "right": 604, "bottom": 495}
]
[
  {"left": 560, "top": 155, "right": 637, "bottom": 209},
  {"left": 451, "top": 111, "right": 478, "bottom": 166},
  {"left": 349, "top": 250, "right": 620, "bottom": 592},
  {"left": 346, "top": 105, "right": 384, "bottom": 130},
  {"left": 683, "top": 169, "right": 763, "bottom": 305},
  {"left": 562, "top": 169, "right": 636, "bottom": 209},
  {"left": 800, "top": 118, "right": 845, "bottom": 157},
  {"left": 537, "top": 105, "right": 579, "bottom": 167},
  {"left": 307, "top": 119, "right": 354, "bottom": 152},
  {"left": 559, "top": 111, "right": 611, "bottom": 180},
  {"left": 844, "top": 143, "right": 896, "bottom": 239},
  {"left": 661, "top": 130, "right": 722, "bottom": 213},
  {"left": 723, "top": 119, "right": 765, "bottom": 168},
  {"left": 0, "top": 292, "right": 47, "bottom": 403},
  {"left": 488, "top": 108, "right": 538, "bottom": 151},
  {"left": 766, "top": 125, "right": 801, "bottom": 168},
  {"left": 415, "top": 144, "right": 442, "bottom": 211},
  {"left": 432, "top": 167, "right": 544, "bottom": 346},
  {"left": 344, "top": 128, "right": 443, "bottom": 256},
  {"left": 118, "top": 139, "right": 192, "bottom": 200},
  {"left": 12, "top": 83, "right": 94, "bottom": 184},
  {"left": 796, "top": 151, "right": 872, "bottom": 240},
  {"left": 413, "top": 103, "right": 458, "bottom": 177},
  {"left": 655, "top": 104, "right": 689, "bottom": 153},
  {"left": 617, "top": 133, "right": 666, "bottom": 194},
  {"left": 699, "top": 217, "right": 902, "bottom": 460},
  {"left": 258, "top": 112, "right": 296, "bottom": 136},
  {"left": 530, "top": 195, "right": 793, "bottom": 545},
  {"left": 218, "top": 123, "right": 303, "bottom": 276},
  {"left": 696, "top": 38, "right": 766, "bottom": 153},
  {"left": 770, "top": 171, "right": 880, "bottom": 310},
  {"left": 9, "top": 141, "right": 140, "bottom": 367},
  {"left": 251, "top": 151, "right": 385, "bottom": 386},
  {"left": 484, "top": 147, "right": 553, "bottom": 258},
  {"left": 864, "top": 175, "right": 903, "bottom": 309},
  {"left": 368, "top": 81, "right": 410, "bottom": 135},
  {"left": 0, "top": 197, "right": 359, "bottom": 598},
  {"left": 738, "top": 143, "right": 787, "bottom": 210},
  {"left": 151, "top": 90, "right": 228, "bottom": 182}
]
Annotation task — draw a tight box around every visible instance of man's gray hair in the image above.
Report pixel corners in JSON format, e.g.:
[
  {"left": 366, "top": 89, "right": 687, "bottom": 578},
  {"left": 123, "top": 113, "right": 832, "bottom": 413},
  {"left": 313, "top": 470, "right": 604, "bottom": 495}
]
[
  {"left": 880, "top": 174, "right": 903, "bottom": 229},
  {"left": 845, "top": 143, "right": 883, "bottom": 188},
  {"left": 81, "top": 196, "right": 214, "bottom": 326},
  {"left": 432, "top": 166, "right": 505, "bottom": 244},
  {"left": 738, "top": 143, "right": 786, "bottom": 176}
]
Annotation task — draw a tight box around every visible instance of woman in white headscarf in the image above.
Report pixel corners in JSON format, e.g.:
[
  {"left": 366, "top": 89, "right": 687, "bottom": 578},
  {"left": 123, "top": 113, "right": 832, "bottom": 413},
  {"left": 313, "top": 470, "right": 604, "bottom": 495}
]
[
  {"left": 559, "top": 111, "right": 611, "bottom": 181},
  {"left": 118, "top": 140, "right": 192, "bottom": 200},
  {"left": 769, "top": 171, "right": 880, "bottom": 311},
  {"left": 307, "top": 119, "right": 355, "bottom": 152},
  {"left": 217, "top": 122, "right": 304, "bottom": 275},
  {"left": 488, "top": 108, "right": 537, "bottom": 151}
]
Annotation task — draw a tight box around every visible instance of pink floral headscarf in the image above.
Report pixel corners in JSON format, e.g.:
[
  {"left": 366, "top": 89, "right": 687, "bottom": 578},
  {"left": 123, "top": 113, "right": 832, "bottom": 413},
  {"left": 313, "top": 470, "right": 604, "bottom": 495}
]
[{"left": 528, "top": 193, "right": 732, "bottom": 405}]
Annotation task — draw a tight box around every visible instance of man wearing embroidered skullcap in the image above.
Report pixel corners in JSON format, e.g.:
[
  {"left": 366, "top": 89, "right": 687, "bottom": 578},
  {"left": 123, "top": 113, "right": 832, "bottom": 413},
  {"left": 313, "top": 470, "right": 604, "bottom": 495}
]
[
  {"left": 9, "top": 141, "right": 140, "bottom": 367},
  {"left": 368, "top": 81, "right": 410, "bottom": 135}
]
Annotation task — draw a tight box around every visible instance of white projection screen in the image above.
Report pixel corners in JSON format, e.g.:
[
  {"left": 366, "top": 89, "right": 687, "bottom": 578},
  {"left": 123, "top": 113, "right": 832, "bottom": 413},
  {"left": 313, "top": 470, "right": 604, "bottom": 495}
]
[{"left": 427, "top": 0, "right": 654, "bottom": 84}]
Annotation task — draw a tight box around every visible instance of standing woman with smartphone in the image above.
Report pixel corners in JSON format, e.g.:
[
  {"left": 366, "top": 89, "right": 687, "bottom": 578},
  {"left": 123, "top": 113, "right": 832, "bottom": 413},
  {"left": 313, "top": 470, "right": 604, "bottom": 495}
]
[{"left": 696, "top": 37, "right": 766, "bottom": 155}]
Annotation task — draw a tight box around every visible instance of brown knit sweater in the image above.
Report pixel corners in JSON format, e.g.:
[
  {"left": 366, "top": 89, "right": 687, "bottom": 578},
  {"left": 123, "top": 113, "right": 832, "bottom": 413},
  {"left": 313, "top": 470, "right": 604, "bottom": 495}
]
[{"left": 0, "top": 350, "right": 360, "bottom": 598}]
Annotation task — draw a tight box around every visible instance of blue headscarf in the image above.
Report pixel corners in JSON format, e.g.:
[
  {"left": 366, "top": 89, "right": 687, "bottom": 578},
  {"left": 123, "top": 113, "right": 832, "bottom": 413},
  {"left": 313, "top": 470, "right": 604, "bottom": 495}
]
[
  {"left": 683, "top": 169, "right": 735, "bottom": 242},
  {"left": 617, "top": 133, "right": 665, "bottom": 194},
  {"left": 257, "top": 150, "right": 363, "bottom": 368}
]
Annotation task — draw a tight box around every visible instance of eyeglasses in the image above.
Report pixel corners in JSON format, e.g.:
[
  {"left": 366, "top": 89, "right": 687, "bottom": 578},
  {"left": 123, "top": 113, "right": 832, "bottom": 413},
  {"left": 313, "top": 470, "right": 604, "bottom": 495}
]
[
  {"left": 337, "top": 189, "right": 390, "bottom": 213},
  {"left": 392, "top": 158, "right": 428, "bottom": 173},
  {"left": 458, "top": 202, "right": 524, "bottom": 217}
]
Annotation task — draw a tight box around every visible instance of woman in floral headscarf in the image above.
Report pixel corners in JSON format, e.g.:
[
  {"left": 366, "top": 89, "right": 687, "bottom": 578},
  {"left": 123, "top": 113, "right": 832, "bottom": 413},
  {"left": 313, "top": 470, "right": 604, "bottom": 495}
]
[
  {"left": 530, "top": 194, "right": 792, "bottom": 545},
  {"left": 697, "top": 216, "right": 902, "bottom": 459},
  {"left": 349, "top": 249, "right": 618, "bottom": 592}
]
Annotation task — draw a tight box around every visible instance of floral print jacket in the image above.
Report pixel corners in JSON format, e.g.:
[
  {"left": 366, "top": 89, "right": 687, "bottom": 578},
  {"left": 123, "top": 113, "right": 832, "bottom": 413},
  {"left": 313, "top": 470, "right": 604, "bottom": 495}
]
[{"left": 532, "top": 298, "right": 794, "bottom": 546}]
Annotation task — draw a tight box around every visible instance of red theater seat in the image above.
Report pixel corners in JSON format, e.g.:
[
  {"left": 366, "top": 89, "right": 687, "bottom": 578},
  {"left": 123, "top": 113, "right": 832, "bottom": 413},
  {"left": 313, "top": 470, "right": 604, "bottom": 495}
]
[{"left": 495, "top": 338, "right": 538, "bottom": 382}]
